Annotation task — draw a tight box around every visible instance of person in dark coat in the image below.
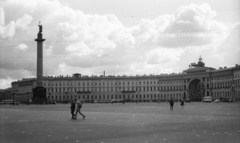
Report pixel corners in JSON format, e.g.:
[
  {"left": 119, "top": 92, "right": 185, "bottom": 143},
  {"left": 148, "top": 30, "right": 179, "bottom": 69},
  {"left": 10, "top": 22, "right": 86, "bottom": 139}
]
[
  {"left": 180, "top": 99, "right": 184, "bottom": 108},
  {"left": 70, "top": 100, "right": 76, "bottom": 119},
  {"left": 169, "top": 98, "right": 174, "bottom": 111}
]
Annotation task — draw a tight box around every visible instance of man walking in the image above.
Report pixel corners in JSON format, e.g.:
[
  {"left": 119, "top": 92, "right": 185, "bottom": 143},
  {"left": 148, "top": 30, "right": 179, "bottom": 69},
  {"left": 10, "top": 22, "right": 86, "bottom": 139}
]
[
  {"left": 75, "top": 100, "right": 85, "bottom": 119},
  {"left": 180, "top": 99, "right": 184, "bottom": 108},
  {"left": 70, "top": 99, "right": 76, "bottom": 119},
  {"left": 169, "top": 98, "right": 174, "bottom": 111}
]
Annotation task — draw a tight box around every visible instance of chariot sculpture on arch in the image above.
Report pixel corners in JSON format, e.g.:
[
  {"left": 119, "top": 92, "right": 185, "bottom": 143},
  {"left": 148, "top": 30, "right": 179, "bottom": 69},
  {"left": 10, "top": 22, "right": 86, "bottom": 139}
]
[{"left": 189, "top": 55, "right": 205, "bottom": 68}]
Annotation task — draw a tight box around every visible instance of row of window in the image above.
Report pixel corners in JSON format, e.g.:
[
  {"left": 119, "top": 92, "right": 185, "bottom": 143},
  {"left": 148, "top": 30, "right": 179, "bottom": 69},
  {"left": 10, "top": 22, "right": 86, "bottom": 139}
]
[
  {"left": 212, "top": 91, "right": 233, "bottom": 98},
  {"left": 211, "top": 75, "right": 233, "bottom": 81},
  {"left": 47, "top": 80, "right": 240, "bottom": 93},
  {"left": 46, "top": 80, "right": 161, "bottom": 87},
  {"left": 212, "top": 80, "right": 240, "bottom": 88},
  {"left": 47, "top": 85, "right": 189, "bottom": 93},
  {"left": 48, "top": 93, "right": 183, "bottom": 101},
  {"left": 44, "top": 79, "right": 240, "bottom": 89},
  {"left": 44, "top": 79, "right": 190, "bottom": 87},
  {"left": 234, "top": 73, "right": 240, "bottom": 78},
  {"left": 211, "top": 73, "right": 240, "bottom": 81}
]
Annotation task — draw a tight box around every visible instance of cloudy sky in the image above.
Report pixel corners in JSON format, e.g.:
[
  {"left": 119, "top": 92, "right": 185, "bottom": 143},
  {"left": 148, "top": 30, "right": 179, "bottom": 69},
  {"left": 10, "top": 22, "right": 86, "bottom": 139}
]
[{"left": 0, "top": 0, "right": 239, "bottom": 89}]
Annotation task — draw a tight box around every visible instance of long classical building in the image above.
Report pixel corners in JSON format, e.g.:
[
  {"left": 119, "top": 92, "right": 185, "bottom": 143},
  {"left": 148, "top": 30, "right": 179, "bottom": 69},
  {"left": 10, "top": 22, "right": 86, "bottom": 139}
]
[{"left": 10, "top": 58, "right": 240, "bottom": 103}]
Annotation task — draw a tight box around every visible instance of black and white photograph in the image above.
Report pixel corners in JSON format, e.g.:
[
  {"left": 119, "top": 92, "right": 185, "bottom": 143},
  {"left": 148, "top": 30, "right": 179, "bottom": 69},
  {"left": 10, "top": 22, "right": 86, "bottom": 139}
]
[{"left": 0, "top": 0, "right": 240, "bottom": 142}]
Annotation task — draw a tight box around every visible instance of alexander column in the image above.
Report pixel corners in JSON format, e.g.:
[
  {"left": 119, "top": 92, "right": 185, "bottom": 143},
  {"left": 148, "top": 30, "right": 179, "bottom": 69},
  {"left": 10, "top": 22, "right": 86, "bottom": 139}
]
[
  {"left": 35, "top": 22, "right": 45, "bottom": 86},
  {"left": 32, "top": 22, "right": 47, "bottom": 104}
]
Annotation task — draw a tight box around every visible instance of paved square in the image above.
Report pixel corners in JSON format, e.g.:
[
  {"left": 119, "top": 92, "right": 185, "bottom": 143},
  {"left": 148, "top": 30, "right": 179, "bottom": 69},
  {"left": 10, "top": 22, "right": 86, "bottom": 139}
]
[{"left": 1, "top": 102, "right": 240, "bottom": 143}]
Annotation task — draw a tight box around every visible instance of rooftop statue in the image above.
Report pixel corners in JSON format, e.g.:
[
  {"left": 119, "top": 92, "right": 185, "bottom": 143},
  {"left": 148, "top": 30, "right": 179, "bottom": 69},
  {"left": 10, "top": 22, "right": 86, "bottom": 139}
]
[{"left": 38, "top": 21, "right": 42, "bottom": 34}]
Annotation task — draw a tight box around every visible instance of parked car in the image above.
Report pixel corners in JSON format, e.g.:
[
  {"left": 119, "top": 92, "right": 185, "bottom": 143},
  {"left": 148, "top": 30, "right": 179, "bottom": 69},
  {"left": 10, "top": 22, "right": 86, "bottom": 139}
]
[
  {"left": 220, "top": 98, "right": 233, "bottom": 102},
  {"left": 111, "top": 99, "right": 123, "bottom": 103},
  {"left": 203, "top": 96, "right": 212, "bottom": 103},
  {"left": 214, "top": 99, "right": 220, "bottom": 103},
  {"left": 94, "top": 100, "right": 111, "bottom": 103},
  {"left": 220, "top": 98, "right": 228, "bottom": 102},
  {"left": 185, "top": 98, "right": 190, "bottom": 103}
]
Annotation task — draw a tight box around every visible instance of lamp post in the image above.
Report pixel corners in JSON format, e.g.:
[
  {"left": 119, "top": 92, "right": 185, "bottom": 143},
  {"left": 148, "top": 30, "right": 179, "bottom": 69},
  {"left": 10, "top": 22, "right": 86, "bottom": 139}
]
[
  {"left": 222, "top": 88, "right": 224, "bottom": 100},
  {"left": 65, "top": 91, "right": 68, "bottom": 103},
  {"left": 11, "top": 89, "right": 18, "bottom": 105},
  {"left": 48, "top": 92, "right": 51, "bottom": 104},
  {"left": 27, "top": 91, "right": 30, "bottom": 105},
  {"left": 231, "top": 84, "right": 235, "bottom": 102},
  {"left": 12, "top": 91, "right": 15, "bottom": 105},
  {"left": 200, "top": 80, "right": 205, "bottom": 102}
]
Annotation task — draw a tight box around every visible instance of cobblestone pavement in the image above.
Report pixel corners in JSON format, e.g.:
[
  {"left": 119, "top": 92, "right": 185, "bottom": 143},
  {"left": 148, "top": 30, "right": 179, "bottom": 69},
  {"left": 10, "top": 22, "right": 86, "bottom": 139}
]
[{"left": 0, "top": 102, "right": 240, "bottom": 143}]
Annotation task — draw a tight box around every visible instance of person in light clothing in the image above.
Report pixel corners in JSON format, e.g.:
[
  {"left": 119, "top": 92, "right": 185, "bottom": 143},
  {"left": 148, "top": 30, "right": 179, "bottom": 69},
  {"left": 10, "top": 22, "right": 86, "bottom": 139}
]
[{"left": 75, "top": 100, "right": 85, "bottom": 119}]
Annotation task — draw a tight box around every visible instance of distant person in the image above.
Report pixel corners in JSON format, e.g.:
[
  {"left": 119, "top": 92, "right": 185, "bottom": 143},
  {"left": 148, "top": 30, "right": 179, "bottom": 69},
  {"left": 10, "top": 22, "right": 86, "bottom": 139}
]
[
  {"left": 70, "top": 100, "right": 76, "bottom": 119},
  {"left": 169, "top": 98, "right": 174, "bottom": 111},
  {"left": 75, "top": 100, "right": 85, "bottom": 119},
  {"left": 180, "top": 99, "right": 184, "bottom": 108}
]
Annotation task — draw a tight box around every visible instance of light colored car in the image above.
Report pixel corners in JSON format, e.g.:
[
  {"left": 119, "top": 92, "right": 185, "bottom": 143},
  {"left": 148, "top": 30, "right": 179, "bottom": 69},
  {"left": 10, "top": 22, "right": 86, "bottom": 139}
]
[
  {"left": 111, "top": 99, "right": 123, "bottom": 103},
  {"left": 214, "top": 99, "right": 220, "bottom": 103},
  {"left": 185, "top": 98, "right": 190, "bottom": 103},
  {"left": 203, "top": 96, "right": 212, "bottom": 103}
]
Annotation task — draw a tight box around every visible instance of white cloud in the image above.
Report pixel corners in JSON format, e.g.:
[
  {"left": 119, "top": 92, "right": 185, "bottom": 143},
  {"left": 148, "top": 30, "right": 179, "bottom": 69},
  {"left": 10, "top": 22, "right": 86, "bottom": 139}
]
[
  {"left": 0, "top": 7, "right": 16, "bottom": 39},
  {"left": 131, "top": 3, "right": 230, "bottom": 48},
  {"left": 16, "top": 44, "right": 28, "bottom": 50},
  {"left": 0, "top": 77, "right": 15, "bottom": 89},
  {"left": 0, "top": 8, "right": 5, "bottom": 25},
  {"left": 16, "top": 14, "right": 33, "bottom": 31},
  {"left": 155, "top": 3, "right": 229, "bottom": 48}
]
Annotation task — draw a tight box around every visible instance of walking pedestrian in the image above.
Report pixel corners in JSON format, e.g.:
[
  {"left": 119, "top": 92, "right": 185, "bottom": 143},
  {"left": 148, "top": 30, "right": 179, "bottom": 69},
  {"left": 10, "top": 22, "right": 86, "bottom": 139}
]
[
  {"left": 169, "top": 98, "right": 174, "bottom": 111},
  {"left": 180, "top": 99, "right": 184, "bottom": 108},
  {"left": 75, "top": 100, "right": 85, "bottom": 119},
  {"left": 70, "top": 99, "right": 76, "bottom": 119}
]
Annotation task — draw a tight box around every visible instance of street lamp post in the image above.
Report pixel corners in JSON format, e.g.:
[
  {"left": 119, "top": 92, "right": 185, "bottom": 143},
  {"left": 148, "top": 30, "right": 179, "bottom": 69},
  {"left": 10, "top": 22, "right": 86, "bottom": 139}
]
[
  {"left": 48, "top": 93, "right": 51, "bottom": 104},
  {"left": 12, "top": 91, "right": 15, "bottom": 105},
  {"left": 200, "top": 81, "right": 202, "bottom": 102},
  {"left": 11, "top": 89, "right": 18, "bottom": 105},
  {"left": 27, "top": 91, "right": 30, "bottom": 105},
  {"left": 222, "top": 88, "right": 224, "bottom": 100},
  {"left": 200, "top": 80, "right": 205, "bottom": 102},
  {"left": 231, "top": 84, "right": 235, "bottom": 102},
  {"left": 65, "top": 91, "right": 68, "bottom": 103},
  {"left": 26, "top": 89, "right": 32, "bottom": 105}
]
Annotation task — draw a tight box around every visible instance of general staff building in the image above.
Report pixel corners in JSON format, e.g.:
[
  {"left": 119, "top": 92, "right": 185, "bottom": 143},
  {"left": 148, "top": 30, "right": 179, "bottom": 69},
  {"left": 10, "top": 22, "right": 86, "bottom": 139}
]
[{"left": 10, "top": 57, "right": 240, "bottom": 103}]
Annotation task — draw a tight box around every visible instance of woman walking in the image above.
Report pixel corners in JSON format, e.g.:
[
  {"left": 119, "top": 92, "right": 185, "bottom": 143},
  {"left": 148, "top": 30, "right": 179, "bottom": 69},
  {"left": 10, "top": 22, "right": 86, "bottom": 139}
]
[{"left": 75, "top": 100, "right": 85, "bottom": 119}]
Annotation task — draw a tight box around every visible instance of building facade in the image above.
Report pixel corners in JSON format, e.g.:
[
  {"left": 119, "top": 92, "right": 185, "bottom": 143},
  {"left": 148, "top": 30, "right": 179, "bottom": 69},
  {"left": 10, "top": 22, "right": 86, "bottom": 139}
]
[{"left": 10, "top": 58, "right": 240, "bottom": 103}]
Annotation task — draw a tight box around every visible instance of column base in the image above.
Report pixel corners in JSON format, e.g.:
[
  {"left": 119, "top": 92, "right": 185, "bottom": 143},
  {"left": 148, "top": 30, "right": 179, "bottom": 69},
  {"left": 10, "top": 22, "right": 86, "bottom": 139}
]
[{"left": 32, "top": 86, "right": 48, "bottom": 104}]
